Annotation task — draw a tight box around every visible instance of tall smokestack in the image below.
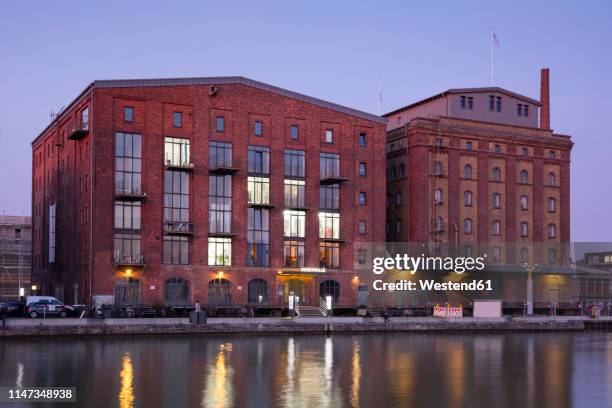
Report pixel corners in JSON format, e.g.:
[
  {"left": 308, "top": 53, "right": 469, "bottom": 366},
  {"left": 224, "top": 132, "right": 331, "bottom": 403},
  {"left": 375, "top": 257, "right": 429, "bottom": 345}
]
[{"left": 540, "top": 68, "right": 550, "bottom": 129}]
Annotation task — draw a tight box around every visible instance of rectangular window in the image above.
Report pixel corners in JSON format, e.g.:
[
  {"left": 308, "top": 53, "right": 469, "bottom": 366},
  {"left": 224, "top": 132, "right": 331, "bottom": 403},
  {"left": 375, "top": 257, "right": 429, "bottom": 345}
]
[
  {"left": 124, "top": 107, "right": 134, "bottom": 122},
  {"left": 115, "top": 132, "right": 142, "bottom": 195},
  {"left": 284, "top": 149, "right": 305, "bottom": 177},
  {"left": 114, "top": 201, "right": 141, "bottom": 230},
  {"left": 517, "top": 104, "right": 523, "bottom": 116},
  {"left": 164, "top": 171, "right": 189, "bottom": 222},
  {"left": 359, "top": 133, "right": 367, "bottom": 147},
  {"left": 358, "top": 162, "right": 367, "bottom": 177},
  {"left": 284, "top": 210, "right": 306, "bottom": 238},
  {"left": 247, "top": 208, "right": 269, "bottom": 266},
  {"left": 164, "top": 137, "right": 190, "bottom": 166},
  {"left": 291, "top": 125, "right": 299, "bottom": 140},
  {"left": 359, "top": 221, "right": 366, "bottom": 235},
  {"left": 523, "top": 105, "right": 529, "bottom": 116},
  {"left": 325, "top": 129, "right": 334, "bottom": 143},
  {"left": 173, "top": 111, "right": 182, "bottom": 128},
  {"left": 494, "top": 144, "right": 501, "bottom": 153},
  {"left": 284, "top": 240, "right": 304, "bottom": 267},
  {"left": 466, "top": 141, "right": 473, "bottom": 151},
  {"left": 434, "top": 137, "right": 443, "bottom": 148},
  {"left": 319, "top": 212, "right": 340, "bottom": 239},
  {"left": 254, "top": 121, "right": 263, "bottom": 136},
  {"left": 358, "top": 192, "right": 367, "bottom": 206},
  {"left": 216, "top": 116, "right": 225, "bottom": 132},
  {"left": 460, "top": 96, "right": 466, "bottom": 109},
  {"left": 320, "top": 184, "right": 339, "bottom": 210},
  {"left": 208, "top": 237, "right": 231, "bottom": 266},
  {"left": 209, "top": 141, "right": 232, "bottom": 169},
  {"left": 496, "top": 96, "right": 502, "bottom": 112},
  {"left": 81, "top": 107, "right": 89, "bottom": 130},
  {"left": 113, "top": 233, "right": 141, "bottom": 263},
  {"left": 163, "top": 236, "right": 189, "bottom": 265},
  {"left": 489, "top": 95, "right": 495, "bottom": 111},
  {"left": 248, "top": 145, "right": 270, "bottom": 175},
  {"left": 522, "top": 147, "right": 529, "bottom": 156},
  {"left": 320, "top": 152, "right": 340, "bottom": 179},
  {"left": 319, "top": 242, "right": 339, "bottom": 268},
  {"left": 467, "top": 96, "right": 473, "bottom": 109},
  {"left": 284, "top": 180, "right": 305, "bottom": 208},
  {"left": 248, "top": 176, "right": 270, "bottom": 205},
  {"left": 209, "top": 175, "right": 232, "bottom": 234}
]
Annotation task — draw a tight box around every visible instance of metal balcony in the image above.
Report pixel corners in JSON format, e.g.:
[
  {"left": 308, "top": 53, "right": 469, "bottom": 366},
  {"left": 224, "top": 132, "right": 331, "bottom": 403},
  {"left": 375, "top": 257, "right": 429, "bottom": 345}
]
[
  {"left": 209, "top": 160, "right": 239, "bottom": 174},
  {"left": 68, "top": 120, "right": 89, "bottom": 140},
  {"left": 319, "top": 171, "right": 347, "bottom": 185},
  {"left": 164, "top": 159, "right": 194, "bottom": 171},
  {"left": 163, "top": 221, "right": 194, "bottom": 235},
  {"left": 113, "top": 252, "right": 145, "bottom": 266},
  {"left": 115, "top": 182, "right": 147, "bottom": 200}
]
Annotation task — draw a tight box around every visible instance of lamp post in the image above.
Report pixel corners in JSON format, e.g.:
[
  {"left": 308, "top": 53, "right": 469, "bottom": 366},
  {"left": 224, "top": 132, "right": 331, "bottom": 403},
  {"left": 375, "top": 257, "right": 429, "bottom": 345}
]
[{"left": 524, "top": 263, "right": 537, "bottom": 316}]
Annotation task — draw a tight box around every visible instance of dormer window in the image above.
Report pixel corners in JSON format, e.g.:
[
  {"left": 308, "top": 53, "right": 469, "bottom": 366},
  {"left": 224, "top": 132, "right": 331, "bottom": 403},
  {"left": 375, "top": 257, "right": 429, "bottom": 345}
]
[
  {"left": 523, "top": 105, "right": 529, "bottom": 116},
  {"left": 460, "top": 96, "right": 466, "bottom": 109},
  {"left": 496, "top": 96, "right": 502, "bottom": 112},
  {"left": 467, "top": 97, "right": 473, "bottom": 109}
]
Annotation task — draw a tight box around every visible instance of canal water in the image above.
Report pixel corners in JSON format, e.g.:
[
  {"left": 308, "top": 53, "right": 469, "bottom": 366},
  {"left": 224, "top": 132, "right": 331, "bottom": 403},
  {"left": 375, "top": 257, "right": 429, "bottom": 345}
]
[{"left": 1, "top": 332, "right": 611, "bottom": 408}]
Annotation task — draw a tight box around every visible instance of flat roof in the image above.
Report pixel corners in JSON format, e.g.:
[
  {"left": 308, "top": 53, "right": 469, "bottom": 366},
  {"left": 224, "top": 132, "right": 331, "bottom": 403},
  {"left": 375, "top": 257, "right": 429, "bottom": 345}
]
[{"left": 384, "top": 87, "right": 541, "bottom": 117}]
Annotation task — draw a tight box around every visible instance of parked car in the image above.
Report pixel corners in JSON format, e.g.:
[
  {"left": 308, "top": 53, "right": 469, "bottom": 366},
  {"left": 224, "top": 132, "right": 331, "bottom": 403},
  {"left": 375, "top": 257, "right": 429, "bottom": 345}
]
[
  {"left": 27, "top": 299, "right": 74, "bottom": 318},
  {"left": 26, "top": 296, "right": 65, "bottom": 307},
  {"left": 3, "top": 300, "right": 26, "bottom": 317}
]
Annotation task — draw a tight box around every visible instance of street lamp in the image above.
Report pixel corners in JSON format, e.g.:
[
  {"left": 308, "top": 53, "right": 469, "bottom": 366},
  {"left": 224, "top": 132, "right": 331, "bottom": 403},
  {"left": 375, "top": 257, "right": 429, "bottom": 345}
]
[{"left": 524, "top": 263, "right": 538, "bottom": 315}]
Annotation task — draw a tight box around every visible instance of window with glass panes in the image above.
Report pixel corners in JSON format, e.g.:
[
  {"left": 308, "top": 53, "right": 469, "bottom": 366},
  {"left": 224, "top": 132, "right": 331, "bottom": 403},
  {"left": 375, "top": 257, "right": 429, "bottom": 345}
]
[
  {"left": 248, "top": 146, "right": 269, "bottom": 174},
  {"left": 284, "top": 210, "right": 306, "bottom": 237},
  {"left": 163, "top": 236, "right": 189, "bottom": 265},
  {"left": 114, "top": 233, "right": 141, "bottom": 262},
  {"left": 208, "top": 237, "right": 231, "bottom": 265},
  {"left": 320, "top": 184, "right": 339, "bottom": 210},
  {"left": 209, "top": 141, "right": 232, "bottom": 169},
  {"left": 114, "top": 201, "right": 141, "bottom": 230},
  {"left": 209, "top": 175, "right": 232, "bottom": 233},
  {"left": 115, "top": 132, "right": 142, "bottom": 194},
  {"left": 320, "top": 152, "right": 339, "bottom": 178},
  {"left": 284, "top": 240, "right": 304, "bottom": 267},
  {"left": 319, "top": 212, "right": 340, "bottom": 239},
  {"left": 247, "top": 208, "right": 269, "bottom": 266},
  {"left": 164, "top": 171, "right": 189, "bottom": 222},
  {"left": 173, "top": 112, "right": 182, "bottom": 128},
  {"left": 284, "top": 150, "right": 305, "bottom": 177},
  {"left": 284, "top": 180, "right": 305, "bottom": 208},
  {"left": 320, "top": 242, "right": 339, "bottom": 268},
  {"left": 164, "top": 137, "right": 190, "bottom": 166},
  {"left": 248, "top": 176, "right": 270, "bottom": 205}
]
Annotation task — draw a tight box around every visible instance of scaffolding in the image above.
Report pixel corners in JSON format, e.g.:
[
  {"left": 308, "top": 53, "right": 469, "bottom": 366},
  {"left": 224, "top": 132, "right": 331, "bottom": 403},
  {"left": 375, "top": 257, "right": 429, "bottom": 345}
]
[{"left": 0, "top": 215, "right": 31, "bottom": 302}]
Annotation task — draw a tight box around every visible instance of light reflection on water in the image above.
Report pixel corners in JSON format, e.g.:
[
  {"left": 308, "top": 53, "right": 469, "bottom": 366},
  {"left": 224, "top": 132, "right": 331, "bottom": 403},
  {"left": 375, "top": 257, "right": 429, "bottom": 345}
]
[{"left": 1, "top": 333, "right": 612, "bottom": 407}]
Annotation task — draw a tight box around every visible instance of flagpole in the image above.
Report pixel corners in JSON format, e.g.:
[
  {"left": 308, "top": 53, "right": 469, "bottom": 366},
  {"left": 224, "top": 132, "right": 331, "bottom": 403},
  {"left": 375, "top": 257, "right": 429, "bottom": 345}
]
[
  {"left": 490, "top": 27, "right": 494, "bottom": 85},
  {"left": 377, "top": 78, "right": 382, "bottom": 115}
]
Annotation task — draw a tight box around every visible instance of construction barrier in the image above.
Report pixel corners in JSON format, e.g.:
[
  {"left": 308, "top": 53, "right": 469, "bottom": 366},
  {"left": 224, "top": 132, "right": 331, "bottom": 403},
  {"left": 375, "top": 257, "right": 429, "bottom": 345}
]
[{"left": 433, "top": 304, "right": 463, "bottom": 318}]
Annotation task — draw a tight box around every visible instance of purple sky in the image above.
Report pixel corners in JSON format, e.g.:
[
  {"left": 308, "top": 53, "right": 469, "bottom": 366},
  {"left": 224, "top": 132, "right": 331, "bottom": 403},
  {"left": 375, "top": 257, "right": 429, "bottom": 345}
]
[{"left": 1, "top": 1, "right": 610, "bottom": 241}]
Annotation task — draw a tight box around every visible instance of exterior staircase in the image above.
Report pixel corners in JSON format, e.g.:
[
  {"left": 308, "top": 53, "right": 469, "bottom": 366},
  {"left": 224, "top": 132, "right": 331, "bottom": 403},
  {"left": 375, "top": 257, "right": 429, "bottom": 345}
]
[{"left": 296, "top": 303, "right": 327, "bottom": 317}]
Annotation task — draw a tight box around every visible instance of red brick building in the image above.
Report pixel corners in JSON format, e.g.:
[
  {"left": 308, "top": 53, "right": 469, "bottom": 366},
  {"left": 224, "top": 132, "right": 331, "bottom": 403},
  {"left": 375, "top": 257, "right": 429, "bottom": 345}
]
[
  {"left": 31, "top": 77, "right": 386, "bottom": 309},
  {"left": 384, "top": 69, "right": 574, "bottom": 306}
]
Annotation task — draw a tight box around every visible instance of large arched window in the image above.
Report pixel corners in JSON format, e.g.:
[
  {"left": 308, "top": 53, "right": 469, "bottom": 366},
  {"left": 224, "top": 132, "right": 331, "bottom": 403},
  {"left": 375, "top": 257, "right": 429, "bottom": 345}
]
[
  {"left": 284, "top": 279, "right": 306, "bottom": 304},
  {"left": 519, "top": 170, "right": 528, "bottom": 184},
  {"left": 464, "top": 164, "right": 473, "bottom": 179},
  {"left": 247, "top": 278, "right": 269, "bottom": 304},
  {"left": 319, "top": 280, "right": 340, "bottom": 304},
  {"left": 208, "top": 278, "right": 231, "bottom": 305},
  {"left": 164, "top": 277, "right": 189, "bottom": 306},
  {"left": 114, "top": 278, "right": 141, "bottom": 306},
  {"left": 433, "top": 161, "right": 443, "bottom": 176},
  {"left": 491, "top": 167, "right": 501, "bottom": 181}
]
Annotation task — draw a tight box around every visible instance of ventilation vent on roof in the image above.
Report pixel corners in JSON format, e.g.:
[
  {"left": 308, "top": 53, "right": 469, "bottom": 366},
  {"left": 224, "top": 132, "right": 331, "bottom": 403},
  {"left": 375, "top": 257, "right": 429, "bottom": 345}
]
[{"left": 209, "top": 85, "right": 218, "bottom": 96}]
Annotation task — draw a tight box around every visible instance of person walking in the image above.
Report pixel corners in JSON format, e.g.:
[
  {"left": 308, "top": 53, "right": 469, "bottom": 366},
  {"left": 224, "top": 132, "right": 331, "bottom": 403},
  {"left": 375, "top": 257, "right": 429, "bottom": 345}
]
[{"left": 195, "top": 300, "right": 202, "bottom": 312}]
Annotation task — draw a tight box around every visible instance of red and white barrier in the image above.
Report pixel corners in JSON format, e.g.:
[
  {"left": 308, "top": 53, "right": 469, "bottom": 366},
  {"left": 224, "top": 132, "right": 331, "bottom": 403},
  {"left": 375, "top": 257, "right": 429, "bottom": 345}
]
[{"left": 433, "top": 304, "right": 463, "bottom": 318}]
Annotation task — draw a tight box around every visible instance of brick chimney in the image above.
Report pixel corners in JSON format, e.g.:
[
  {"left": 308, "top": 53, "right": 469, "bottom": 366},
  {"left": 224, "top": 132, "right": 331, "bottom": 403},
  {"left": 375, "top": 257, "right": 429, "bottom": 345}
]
[{"left": 540, "top": 68, "right": 550, "bottom": 129}]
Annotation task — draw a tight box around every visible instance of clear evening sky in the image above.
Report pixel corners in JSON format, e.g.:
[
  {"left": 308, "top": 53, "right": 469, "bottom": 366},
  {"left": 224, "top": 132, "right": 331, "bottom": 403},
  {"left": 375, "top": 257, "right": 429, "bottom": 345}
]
[{"left": 1, "top": 1, "right": 610, "bottom": 242}]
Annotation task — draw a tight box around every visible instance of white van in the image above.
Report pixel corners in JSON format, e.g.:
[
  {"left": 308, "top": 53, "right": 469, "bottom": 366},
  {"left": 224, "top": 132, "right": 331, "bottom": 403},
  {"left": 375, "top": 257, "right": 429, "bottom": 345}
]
[{"left": 26, "top": 296, "right": 66, "bottom": 306}]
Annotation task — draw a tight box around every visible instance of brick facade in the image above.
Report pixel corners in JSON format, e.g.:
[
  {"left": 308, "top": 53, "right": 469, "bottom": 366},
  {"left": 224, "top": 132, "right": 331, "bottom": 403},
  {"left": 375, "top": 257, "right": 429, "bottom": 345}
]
[{"left": 31, "top": 77, "right": 386, "bottom": 308}]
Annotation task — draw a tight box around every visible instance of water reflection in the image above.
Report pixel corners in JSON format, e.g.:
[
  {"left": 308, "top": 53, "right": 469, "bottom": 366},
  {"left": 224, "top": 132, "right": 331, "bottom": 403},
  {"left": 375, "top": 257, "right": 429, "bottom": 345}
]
[
  {"left": 0, "top": 333, "right": 610, "bottom": 407},
  {"left": 119, "top": 353, "right": 134, "bottom": 408}
]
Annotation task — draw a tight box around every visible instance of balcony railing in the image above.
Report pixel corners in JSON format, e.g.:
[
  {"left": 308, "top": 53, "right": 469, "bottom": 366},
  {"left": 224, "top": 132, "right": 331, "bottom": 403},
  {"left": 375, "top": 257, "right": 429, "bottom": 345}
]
[
  {"left": 165, "top": 158, "right": 194, "bottom": 171},
  {"left": 113, "top": 252, "right": 145, "bottom": 265},
  {"left": 319, "top": 169, "right": 347, "bottom": 185},
  {"left": 209, "top": 157, "right": 238, "bottom": 174},
  {"left": 115, "top": 181, "right": 146, "bottom": 199},
  {"left": 68, "top": 119, "right": 89, "bottom": 140},
  {"left": 163, "top": 221, "right": 193, "bottom": 235}
]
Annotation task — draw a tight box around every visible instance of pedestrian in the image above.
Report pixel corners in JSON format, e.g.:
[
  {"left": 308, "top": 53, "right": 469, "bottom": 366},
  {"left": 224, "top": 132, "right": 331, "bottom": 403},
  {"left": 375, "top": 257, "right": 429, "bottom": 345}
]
[
  {"left": 195, "top": 300, "right": 202, "bottom": 312},
  {"left": 382, "top": 308, "right": 389, "bottom": 323}
]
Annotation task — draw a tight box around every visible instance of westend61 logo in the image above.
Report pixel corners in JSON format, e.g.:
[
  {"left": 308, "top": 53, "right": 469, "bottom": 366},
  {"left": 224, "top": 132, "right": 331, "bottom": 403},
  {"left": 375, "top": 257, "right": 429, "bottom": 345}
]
[{"left": 371, "top": 254, "right": 492, "bottom": 292}]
